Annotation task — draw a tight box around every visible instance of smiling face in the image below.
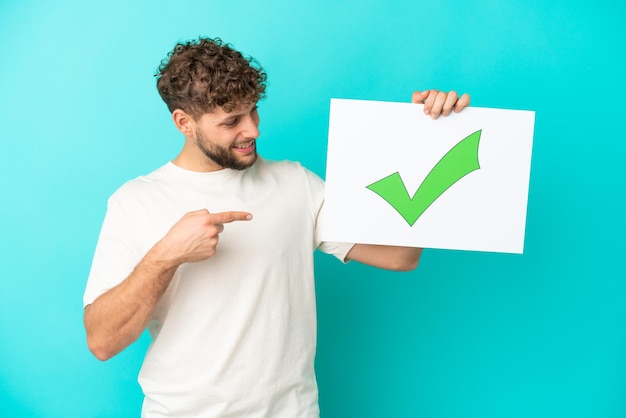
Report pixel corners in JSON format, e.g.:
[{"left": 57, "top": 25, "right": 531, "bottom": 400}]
[{"left": 177, "top": 102, "right": 261, "bottom": 171}]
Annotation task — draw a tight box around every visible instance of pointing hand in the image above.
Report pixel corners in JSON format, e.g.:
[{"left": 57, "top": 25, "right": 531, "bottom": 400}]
[{"left": 153, "top": 209, "right": 253, "bottom": 266}]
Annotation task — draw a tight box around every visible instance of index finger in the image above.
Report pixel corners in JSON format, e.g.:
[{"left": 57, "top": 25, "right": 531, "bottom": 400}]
[{"left": 210, "top": 211, "right": 253, "bottom": 224}]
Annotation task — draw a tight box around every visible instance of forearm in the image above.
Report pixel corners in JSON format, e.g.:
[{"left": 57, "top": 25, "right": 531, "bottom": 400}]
[
  {"left": 346, "top": 244, "right": 422, "bottom": 271},
  {"left": 84, "top": 246, "right": 179, "bottom": 361}
]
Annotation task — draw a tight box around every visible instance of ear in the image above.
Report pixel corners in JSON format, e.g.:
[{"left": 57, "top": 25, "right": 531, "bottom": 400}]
[{"left": 172, "top": 109, "right": 196, "bottom": 136}]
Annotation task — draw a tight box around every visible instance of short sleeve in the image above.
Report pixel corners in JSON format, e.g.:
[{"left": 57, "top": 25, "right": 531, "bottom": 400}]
[
  {"left": 302, "top": 167, "right": 355, "bottom": 262},
  {"left": 315, "top": 201, "right": 355, "bottom": 262},
  {"left": 83, "top": 195, "right": 143, "bottom": 307}
]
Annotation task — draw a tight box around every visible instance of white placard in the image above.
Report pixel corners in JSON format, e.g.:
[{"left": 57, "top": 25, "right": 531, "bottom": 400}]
[{"left": 322, "top": 98, "right": 535, "bottom": 254}]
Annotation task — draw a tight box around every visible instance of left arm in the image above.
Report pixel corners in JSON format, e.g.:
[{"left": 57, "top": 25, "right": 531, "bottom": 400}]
[
  {"left": 342, "top": 89, "right": 470, "bottom": 271},
  {"left": 345, "top": 244, "right": 423, "bottom": 271}
]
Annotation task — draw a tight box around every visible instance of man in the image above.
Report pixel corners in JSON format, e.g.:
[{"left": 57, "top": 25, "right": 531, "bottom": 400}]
[{"left": 83, "top": 37, "right": 470, "bottom": 417}]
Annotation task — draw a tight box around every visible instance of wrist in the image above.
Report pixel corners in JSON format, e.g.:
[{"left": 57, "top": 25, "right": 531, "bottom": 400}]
[{"left": 144, "top": 240, "right": 183, "bottom": 273}]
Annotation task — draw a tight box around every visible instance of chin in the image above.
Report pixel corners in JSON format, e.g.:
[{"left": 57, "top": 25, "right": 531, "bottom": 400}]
[{"left": 232, "top": 152, "right": 258, "bottom": 170}]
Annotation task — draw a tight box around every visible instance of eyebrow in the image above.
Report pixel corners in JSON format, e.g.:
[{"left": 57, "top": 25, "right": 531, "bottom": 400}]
[{"left": 217, "top": 105, "right": 258, "bottom": 126}]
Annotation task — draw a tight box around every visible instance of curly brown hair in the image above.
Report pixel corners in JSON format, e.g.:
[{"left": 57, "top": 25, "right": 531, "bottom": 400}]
[{"left": 155, "top": 37, "right": 267, "bottom": 118}]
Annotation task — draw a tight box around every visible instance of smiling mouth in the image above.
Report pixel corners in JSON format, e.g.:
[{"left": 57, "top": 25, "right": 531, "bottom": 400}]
[{"left": 232, "top": 140, "right": 256, "bottom": 153}]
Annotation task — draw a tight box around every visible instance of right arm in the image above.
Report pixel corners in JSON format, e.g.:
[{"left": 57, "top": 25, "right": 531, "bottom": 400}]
[{"left": 83, "top": 209, "right": 252, "bottom": 361}]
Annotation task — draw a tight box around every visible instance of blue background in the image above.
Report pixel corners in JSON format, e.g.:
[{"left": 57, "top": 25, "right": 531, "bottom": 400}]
[{"left": 1, "top": 1, "right": 625, "bottom": 417}]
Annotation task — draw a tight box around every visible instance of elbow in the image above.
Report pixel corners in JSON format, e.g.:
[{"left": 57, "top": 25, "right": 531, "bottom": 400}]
[
  {"left": 390, "top": 248, "right": 422, "bottom": 272},
  {"left": 87, "top": 336, "right": 116, "bottom": 361},
  {"left": 84, "top": 305, "right": 121, "bottom": 361},
  {"left": 393, "top": 257, "right": 420, "bottom": 272},
  {"left": 405, "top": 258, "right": 420, "bottom": 272},
  {"left": 85, "top": 325, "right": 138, "bottom": 361},
  {"left": 85, "top": 325, "right": 123, "bottom": 361},
  {"left": 92, "top": 350, "right": 113, "bottom": 362}
]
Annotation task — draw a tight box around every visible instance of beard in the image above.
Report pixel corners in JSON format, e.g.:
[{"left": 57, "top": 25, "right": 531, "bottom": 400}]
[{"left": 195, "top": 128, "right": 257, "bottom": 171}]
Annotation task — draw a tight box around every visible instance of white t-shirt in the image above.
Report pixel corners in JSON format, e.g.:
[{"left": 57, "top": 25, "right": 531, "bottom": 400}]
[{"left": 84, "top": 158, "right": 353, "bottom": 418}]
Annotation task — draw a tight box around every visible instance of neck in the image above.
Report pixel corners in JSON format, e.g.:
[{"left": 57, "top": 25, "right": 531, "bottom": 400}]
[{"left": 172, "top": 142, "right": 224, "bottom": 172}]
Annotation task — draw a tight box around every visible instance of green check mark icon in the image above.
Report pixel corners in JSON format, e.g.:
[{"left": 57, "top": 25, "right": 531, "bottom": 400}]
[{"left": 366, "top": 130, "right": 482, "bottom": 226}]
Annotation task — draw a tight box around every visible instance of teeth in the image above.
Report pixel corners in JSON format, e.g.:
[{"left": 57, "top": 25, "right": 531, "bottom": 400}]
[{"left": 233, "top": 140, "right": 254, "bottom": 149}]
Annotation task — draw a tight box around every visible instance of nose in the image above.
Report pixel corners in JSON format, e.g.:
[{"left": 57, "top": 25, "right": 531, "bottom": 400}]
[{"left": 241, "top": 113, "right": 260, "bottom": 139}]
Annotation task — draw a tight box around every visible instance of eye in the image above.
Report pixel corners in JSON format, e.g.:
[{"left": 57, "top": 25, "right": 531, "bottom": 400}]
[{"left": 224, "top": 117, "right": 239, "bottom": 127}]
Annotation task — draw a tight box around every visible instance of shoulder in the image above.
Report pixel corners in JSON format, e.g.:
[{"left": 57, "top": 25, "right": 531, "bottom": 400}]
[
  {"left": 255, "top": 158, "right": 324, "bottom": 185},
  {"left": 107, "top": 163, "right": 172, "bottom": 206},
  {"left": 253, "top": 158, "right": 325, "bottom": 205},
  {"left": 257, "top": 157, "right": 305, "bottom": 173}
]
